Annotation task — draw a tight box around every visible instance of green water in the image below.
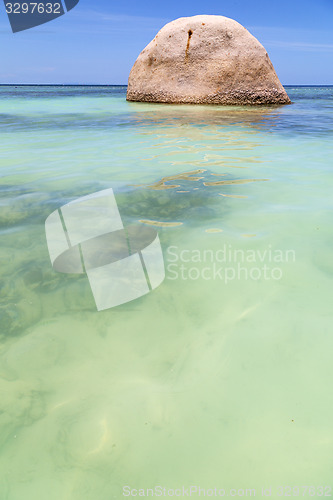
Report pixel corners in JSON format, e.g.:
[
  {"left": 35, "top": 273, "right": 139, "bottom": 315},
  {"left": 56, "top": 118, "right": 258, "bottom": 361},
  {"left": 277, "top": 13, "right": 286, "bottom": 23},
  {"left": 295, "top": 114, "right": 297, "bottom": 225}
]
[{"left": 0, "top": 86, "right": 332, "bottom": 499}]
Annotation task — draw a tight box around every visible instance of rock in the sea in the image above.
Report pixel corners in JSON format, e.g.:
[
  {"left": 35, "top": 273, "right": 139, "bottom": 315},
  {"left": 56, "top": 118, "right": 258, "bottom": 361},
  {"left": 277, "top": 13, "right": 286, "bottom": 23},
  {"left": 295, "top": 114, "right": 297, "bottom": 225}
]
[{"left": 127, "top": 15, "right": 291, "bottom": 105}]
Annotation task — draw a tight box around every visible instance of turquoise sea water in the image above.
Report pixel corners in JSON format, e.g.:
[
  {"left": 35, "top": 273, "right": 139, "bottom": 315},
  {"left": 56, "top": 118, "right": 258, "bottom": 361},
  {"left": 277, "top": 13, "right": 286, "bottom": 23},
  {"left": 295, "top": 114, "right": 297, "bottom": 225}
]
[{"left": 0, "top": 86, "right": 332, "bottom": 499}]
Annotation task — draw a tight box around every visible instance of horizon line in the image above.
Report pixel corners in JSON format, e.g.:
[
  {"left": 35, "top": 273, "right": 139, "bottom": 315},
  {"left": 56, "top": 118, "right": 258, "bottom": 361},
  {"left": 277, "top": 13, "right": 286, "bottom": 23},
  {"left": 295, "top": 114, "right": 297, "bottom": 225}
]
[{"left": 0, "top": 84, "right": 332, "bottom": 87}]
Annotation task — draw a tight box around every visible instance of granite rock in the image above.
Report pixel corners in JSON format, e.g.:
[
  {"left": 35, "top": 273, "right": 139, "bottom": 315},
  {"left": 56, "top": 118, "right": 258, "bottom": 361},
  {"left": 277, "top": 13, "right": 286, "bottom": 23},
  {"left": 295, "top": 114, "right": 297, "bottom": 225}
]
[{"left": 127, "top": 15, "right": 291, "bottom": 105}]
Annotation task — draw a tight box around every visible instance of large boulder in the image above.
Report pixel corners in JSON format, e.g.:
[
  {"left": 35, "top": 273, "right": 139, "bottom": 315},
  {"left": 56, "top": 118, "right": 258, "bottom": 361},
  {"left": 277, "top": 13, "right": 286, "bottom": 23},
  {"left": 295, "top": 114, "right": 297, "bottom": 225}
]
[{"left": 127, "top": 15, "right": 291, "bottom": 105}]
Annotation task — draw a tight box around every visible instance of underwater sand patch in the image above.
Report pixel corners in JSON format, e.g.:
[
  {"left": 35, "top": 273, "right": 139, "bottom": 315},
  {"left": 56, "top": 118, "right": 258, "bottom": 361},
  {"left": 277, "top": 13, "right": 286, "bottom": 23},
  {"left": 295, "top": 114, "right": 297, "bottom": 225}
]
[
  {"left": 139, "top": 220, "right": 183, "bottom": 227},
  {"left": 204, "top": 179, "right": 269, "bottom": 186},
  {"left": 219, "top": 194, "right": 248, "bottom": 199},
  {"left": 209, "top": 163, "right": 248, "bottom": 169},
  {"left": 147, "top": 169, "right": 206, "bottom": 190}
]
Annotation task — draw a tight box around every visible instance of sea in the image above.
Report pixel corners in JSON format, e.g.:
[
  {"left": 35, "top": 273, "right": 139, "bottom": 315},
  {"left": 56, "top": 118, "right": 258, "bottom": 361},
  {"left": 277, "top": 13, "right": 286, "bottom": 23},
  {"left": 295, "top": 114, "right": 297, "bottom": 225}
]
[{"left": 0, "top": 85, "right": 332, "bottom": 499}]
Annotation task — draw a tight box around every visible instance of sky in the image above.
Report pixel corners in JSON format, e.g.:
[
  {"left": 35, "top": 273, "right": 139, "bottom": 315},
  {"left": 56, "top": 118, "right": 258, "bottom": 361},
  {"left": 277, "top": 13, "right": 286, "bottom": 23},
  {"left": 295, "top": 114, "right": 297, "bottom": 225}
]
[{"left": 0, "top": 0, "right": 332, "bottom": 85}]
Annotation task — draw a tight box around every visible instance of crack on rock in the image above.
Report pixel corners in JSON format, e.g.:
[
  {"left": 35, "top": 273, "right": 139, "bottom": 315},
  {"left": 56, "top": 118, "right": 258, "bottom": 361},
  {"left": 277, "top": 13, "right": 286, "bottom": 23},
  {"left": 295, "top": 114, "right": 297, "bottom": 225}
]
[{"left": 185, "top": 29, "right": 193, "bottom": 59}]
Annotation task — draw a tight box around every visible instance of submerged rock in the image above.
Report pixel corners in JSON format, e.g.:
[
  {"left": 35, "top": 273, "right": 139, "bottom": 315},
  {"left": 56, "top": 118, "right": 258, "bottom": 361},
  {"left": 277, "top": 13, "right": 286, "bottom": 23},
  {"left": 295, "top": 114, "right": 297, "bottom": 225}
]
[{"left": 127, "top": 15, "right": 291, "bottom": 105}]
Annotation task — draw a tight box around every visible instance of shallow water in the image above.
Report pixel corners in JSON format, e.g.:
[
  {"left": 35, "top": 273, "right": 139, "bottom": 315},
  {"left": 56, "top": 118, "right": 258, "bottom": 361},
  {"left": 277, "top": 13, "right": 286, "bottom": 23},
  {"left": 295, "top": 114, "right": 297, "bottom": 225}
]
[{"left": 0, "top": 86, "right": 332, "bottom": 499}]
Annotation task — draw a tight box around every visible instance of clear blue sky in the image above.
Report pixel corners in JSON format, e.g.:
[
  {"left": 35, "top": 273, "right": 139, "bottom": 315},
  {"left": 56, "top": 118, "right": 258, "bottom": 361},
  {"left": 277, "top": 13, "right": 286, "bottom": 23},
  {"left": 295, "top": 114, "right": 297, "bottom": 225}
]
[{"left": 0, "top": 0, "right": 332, "bottom": 84}]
